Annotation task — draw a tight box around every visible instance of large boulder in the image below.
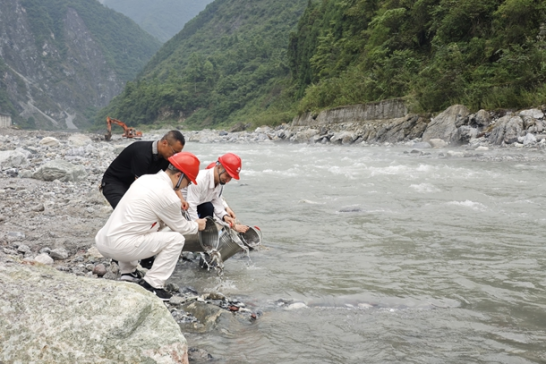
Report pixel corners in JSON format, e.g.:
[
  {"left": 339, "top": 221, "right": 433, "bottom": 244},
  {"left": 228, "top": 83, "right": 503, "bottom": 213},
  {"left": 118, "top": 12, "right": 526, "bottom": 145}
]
[
  {"left": 32, "top": 160, "right": 87, "bottom": 182},
  {"left": 488, "top": 115, "right": 523, "bottom": 145},
  {"left": 422, "top": 105, "right": 470, "bottom": 144},
  {"left": 68, "top": 134, "right": 93, "bottom": 147},
  {"left": 0, "top": 261, "right": 188, "bottom": 363},
  {"left": 0, "top": 150, "right": 28, "bottom": 169}
]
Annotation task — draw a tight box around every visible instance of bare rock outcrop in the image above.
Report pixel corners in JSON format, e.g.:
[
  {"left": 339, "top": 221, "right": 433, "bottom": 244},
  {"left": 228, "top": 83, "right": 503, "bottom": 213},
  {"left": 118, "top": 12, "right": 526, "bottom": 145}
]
[{"left": 0, "top": 261, "right": 189, "bottom": 363}]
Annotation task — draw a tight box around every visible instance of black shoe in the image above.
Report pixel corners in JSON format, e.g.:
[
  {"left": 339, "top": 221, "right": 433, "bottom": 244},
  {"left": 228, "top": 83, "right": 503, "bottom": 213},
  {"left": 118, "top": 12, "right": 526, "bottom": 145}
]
[
  {"left": 140, "top": 256, "right": 155, "bottom": 270},
  {"left": 119, "top": 270, "right": 143, "bottom": 282},
  {"left": 137, "top": 279, "right": 172, "bottom": 301}
]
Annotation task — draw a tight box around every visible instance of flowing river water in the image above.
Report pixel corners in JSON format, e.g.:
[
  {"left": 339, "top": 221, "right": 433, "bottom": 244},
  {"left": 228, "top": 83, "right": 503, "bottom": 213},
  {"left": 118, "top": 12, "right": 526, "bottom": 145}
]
[{"left": 171, "top": 142, "right": 546, "bottom": 363}]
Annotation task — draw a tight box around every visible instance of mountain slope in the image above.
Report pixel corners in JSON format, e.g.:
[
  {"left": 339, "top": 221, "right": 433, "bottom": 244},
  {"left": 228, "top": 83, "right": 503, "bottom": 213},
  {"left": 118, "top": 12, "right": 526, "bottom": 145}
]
[
  {"left": 102, "top": 0, "right": 214, "bottom": 43},
  {"left": 98, "top": 0, "right": 307, "bottom": 129},
  {"left": 0, "top": 0, "right": 161, "bottom": 129}
]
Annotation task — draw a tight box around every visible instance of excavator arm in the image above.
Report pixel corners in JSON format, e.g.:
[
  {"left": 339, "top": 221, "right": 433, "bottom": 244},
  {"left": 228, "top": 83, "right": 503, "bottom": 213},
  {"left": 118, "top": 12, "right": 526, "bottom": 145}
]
[{"left": 105, "top": 117, "right": 142, "bottom": 141}]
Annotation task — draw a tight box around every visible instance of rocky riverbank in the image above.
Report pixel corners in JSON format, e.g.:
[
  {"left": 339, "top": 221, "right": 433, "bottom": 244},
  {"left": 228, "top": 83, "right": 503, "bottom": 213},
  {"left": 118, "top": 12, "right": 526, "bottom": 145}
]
[
  {"left": 0, "top": 129, "right": 261, "bottom": 363},
  {"left": 187, "top": 104, "right": 546, "bottom": 151}
]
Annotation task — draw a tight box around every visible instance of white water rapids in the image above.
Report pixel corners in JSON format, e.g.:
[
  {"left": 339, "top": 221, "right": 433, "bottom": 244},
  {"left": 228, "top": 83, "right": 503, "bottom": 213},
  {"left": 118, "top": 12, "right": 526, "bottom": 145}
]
[{"left": 171, "top": 142, "right": 546, "bottom": 363}]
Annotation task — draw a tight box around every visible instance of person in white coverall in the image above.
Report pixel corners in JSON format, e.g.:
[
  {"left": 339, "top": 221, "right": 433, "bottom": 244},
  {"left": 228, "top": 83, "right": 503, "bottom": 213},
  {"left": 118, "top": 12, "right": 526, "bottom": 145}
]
[
  {"left": 185, "top": 152, "right": 248, "bottom": 234},
  {"left": 95, "top": 152, "right": 206, "bottom": 301}
]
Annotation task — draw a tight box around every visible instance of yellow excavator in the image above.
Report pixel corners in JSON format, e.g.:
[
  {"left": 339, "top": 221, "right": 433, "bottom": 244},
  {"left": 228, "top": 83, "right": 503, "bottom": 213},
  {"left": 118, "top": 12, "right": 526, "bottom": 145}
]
[{"left": 104, "top": 116, "right": 142, "bottom": 141}]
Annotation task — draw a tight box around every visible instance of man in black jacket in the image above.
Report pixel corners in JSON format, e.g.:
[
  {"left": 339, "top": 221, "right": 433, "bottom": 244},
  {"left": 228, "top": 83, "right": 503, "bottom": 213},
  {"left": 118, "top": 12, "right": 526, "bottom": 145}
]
[{"left": 100, "top": 130, "right": 186, "bottom": 209}]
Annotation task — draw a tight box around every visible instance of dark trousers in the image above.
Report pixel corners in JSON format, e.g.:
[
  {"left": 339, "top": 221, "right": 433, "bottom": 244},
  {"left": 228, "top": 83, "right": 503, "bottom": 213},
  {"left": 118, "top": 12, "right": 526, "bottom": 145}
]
[
  {"left": 101, "top": 180, "right": 130, "bottom": 209},
  {"left": 197, "top": 202, "right": 214, "bottom": 219}
]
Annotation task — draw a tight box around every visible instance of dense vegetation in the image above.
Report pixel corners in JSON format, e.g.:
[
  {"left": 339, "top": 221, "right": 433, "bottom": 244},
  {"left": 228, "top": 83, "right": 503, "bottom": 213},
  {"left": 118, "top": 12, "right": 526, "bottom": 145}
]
[
  {"left": 96, "top": 0, "right": 307, "bottom": 129},
  {"left": 21, "top": 0, "right": 161, "bottom": 82},
  {"left": 98, "top": 0, "right": 546, "bottom": 131},
  {"left": 289, "top": 0, "right": 546, "bottom": 113},
  {"left": 102, "top": 0, "right": 214, "bottom": 43}
]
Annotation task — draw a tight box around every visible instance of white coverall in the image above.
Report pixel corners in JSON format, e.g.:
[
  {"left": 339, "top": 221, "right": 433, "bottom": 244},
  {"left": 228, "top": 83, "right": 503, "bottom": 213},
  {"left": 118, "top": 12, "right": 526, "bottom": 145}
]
[
  {"left": 95, "top": 170, "right": 198, "bottom": 289},
  {"left": 184, "top": 168, "right": 228, "bottom": 222}
]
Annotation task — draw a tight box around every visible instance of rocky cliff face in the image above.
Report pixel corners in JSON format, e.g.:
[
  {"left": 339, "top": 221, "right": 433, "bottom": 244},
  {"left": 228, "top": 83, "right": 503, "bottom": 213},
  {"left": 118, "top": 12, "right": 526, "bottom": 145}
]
[{"left": 0, "top": 0, "right": 156, "bottom": 130}]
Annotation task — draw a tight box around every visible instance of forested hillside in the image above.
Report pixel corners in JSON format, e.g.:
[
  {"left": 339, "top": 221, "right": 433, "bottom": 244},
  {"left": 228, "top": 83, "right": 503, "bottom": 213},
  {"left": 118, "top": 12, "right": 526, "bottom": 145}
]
[
  {"left": 97, "top": 0, "right": 308, "bottom": 129},
  {"left": 99, "top": 0, "right": 546, "bottom": 131},
  {"left": 290, "top": 0, "right": 546, "bottom": 113},
  {"left": 0, "top": 0, "right": 160, "bottom": 129},
  {"left": 102, "top": 0, "right": 214, "bottom": 43}
]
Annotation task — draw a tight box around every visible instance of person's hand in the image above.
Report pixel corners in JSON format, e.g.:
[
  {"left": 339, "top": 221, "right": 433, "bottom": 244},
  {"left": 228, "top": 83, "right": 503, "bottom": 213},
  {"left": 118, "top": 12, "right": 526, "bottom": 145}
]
[
  {"left": 233, "top": 224, "right": 249, "bottom": 233},
  {"left": 180, "top": 199, "right": 189, "bottom": 210},
  {"left": 223, "top": 215, "right": 236, "bottom": 227},
  {"left": 196, "top": 218, "right": 207, "bottom": 231},
  {"left": 226, "top": 206, "right": 236, "bottom": 219}
]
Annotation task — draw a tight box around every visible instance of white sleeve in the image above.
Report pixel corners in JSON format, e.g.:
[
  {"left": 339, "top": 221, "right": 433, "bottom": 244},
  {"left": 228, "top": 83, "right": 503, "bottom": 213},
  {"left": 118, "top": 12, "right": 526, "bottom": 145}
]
[
  {"left": 221, "top": 196, "right": 229, "bottom": 209},
  {"left": 212, "top": 194, "right": 227, "bottom": 222},
  {"left": 186, "top": 184, "right": 200, "bottom": 221},
  {"left": 156, "top": 200, "right": 198, "bottom": 235}
]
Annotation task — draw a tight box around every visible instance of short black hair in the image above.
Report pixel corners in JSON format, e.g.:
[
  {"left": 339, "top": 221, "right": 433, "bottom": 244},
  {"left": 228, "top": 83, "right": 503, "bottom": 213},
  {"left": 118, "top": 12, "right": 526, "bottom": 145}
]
[{"left": 162, "top": 130, "right": 185, "bottom": 146}]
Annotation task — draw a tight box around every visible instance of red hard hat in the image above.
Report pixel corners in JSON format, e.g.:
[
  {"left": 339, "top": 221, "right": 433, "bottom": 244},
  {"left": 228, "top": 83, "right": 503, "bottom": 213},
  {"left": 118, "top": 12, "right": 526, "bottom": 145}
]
[
  {"left": 168, "top": 152, "right": 200, "bottom": 185},
  {"left": 218, "top": 153, "right": 241, "bottom": 180},
  {"left": 206, "top": 162, "right": 216, "bottom": 169}
]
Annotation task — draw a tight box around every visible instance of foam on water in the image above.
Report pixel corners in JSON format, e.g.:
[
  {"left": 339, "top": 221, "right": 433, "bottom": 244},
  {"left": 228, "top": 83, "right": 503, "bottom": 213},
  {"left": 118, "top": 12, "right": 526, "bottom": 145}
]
[
  {"left": 409, "top": 183, "right": 441, "bottom": 193},
  {"left": 446, "top": 200, "right": 487, "bottom": 211}
]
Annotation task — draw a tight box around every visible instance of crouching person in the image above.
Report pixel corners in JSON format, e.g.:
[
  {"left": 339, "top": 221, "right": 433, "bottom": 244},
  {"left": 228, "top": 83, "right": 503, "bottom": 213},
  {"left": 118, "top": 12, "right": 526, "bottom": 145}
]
[{"left": 95, "top": 152, "right": 206, "bottom": 301}]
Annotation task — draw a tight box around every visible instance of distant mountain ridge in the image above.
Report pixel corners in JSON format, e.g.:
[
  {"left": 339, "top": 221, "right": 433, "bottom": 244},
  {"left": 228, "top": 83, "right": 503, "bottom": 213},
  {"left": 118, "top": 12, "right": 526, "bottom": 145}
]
[
  {"left": 98, "top": 0, "right": 308, "bottom": 129},
  {"left": 102, "top": 0, "right": 214, "bottom": 42},
  {"left": 0, "top": 0, "right": 160, "bottom": 129}
]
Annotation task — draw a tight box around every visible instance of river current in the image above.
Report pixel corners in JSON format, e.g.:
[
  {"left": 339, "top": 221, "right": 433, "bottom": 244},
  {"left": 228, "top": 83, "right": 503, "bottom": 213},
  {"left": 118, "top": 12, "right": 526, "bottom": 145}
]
[{"left": 171, "top": 142, "right": 546, "bottom": 363}]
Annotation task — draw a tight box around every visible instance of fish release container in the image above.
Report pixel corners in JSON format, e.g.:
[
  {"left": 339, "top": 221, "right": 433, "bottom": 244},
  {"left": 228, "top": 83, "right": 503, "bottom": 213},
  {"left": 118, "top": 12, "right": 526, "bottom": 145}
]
[
  {"left": 239, "top": 226, "right": 262, "bottom": 249},
  {"left": 198, "top": 217, "right": 220, "bottom": 252},
  {"left": 217, "top": 229, "right": 244, "bottom": 262},
  {"left": 217, "top": 225, "right": 263, "bottom": 261}
]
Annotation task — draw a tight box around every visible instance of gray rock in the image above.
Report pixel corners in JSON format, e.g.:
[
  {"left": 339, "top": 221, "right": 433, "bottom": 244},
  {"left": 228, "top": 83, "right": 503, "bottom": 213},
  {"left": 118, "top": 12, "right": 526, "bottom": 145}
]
[
  {"left": 519, "top": 109, "right": 544, "bottom": 120},
  {"left": 17, "top": 244, "right": 31, "bottom": 254},
  {"left": 422, "top": 105, "right": 470, "bottom": 144},
  {"left": 92, "top": 263, "right": 107, "bottom": 277},
  {"left": 32, "top": 160, "right": 87, "bottom": 182},
  {"left": 5, "top": 168, "right": 18, "bottom": 177},
  {"left": 34, "top": 253, "right": 54, "bottom": 265},
  {"left": 0, "top": 262, "right": 188, "bottom": 363},
  {"left": 49, "top": 248, "right": 69, "bottom": 260},
  {"left": 0, "top": 150, "right": 28, "bottom": 168},
  {"left": 39, "top": 137, "right": 60, "bottom": 147},
  {"left": 31, "top": 203, "right": 45, "bottom": 212},
  {"left": 169, "top": 296, "right": 188, "bottom": 305},
  {"left": 522, "top": 133, "right": 537, "bottom": 145},
  {"left": 469, "top": 109, "right": 491, "bottom": 128},
  {"left": 488, "top": 115, "right": 524, "bottom": 145},
  {"left": 68, "top": 134, "right": 93, "bottom": 147}
]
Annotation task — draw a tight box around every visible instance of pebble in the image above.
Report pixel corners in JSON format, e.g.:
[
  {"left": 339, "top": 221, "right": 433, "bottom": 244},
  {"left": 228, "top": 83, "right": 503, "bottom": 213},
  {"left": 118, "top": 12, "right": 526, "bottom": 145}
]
[
  {"left": 92, "top": 264, "right": 106, "bottom": 277},
  {"left": 31, "top": 204, "right": 45, "bottom": 212},
  {"left": 17, "top": 244, "right": 31, "bottom": 254},
  {"left": 34, "top": 253, "right": 54, "bottom": 265},
  {"left": 169, "top": 296, "right": 187, "bottom": 305},
  {"left": 50, "top": 248, "right": 68, "bottom": 260}
]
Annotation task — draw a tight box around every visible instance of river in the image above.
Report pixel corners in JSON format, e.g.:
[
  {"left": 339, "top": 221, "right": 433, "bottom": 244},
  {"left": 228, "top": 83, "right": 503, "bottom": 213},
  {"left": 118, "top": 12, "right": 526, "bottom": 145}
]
[{"left": 171, "top": 142, "right": 546, "bottom": 363}]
